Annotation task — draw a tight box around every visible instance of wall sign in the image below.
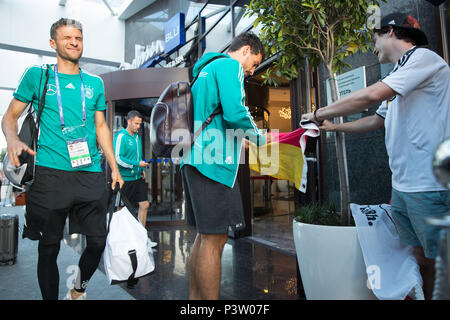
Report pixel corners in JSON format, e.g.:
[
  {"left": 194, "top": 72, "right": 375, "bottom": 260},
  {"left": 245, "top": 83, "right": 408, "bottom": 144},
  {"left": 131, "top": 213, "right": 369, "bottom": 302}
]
[
  {"left": 326, "top": 66, "right": 366, "bottom": 105},
  {"left": 165, "top": 12, "right": 186, "bottom": 55},
  {"left": 325, "top": 66, "right": 367, "bottom": 128}
]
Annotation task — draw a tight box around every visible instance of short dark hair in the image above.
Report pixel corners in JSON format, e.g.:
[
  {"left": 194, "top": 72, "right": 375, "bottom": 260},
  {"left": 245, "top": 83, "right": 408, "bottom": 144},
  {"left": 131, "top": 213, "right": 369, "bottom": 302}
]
[
  {"left": 127, "top": 110, "right": 143, "bottom": 121},
  {"left": 374, "top": 26, "right": 416, "bottom": 45},
  {"left": 228, "top": 32, "right": 265, "bottom": 61},
  {"left": 50, "top": 18, "right": 83, "bottom": 40}
]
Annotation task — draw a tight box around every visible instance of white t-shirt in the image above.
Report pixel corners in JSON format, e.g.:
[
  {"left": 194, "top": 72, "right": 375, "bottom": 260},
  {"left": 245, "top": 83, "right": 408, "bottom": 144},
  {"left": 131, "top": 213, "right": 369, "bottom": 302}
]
[{"left": 376, "top": 47, "right": 450, "bottom": 193}]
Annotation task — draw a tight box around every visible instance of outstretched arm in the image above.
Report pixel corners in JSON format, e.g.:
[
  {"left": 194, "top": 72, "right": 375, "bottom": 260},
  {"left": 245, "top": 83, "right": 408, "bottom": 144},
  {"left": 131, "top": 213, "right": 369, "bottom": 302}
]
[
  {"left": 302, "top": 81, "right": 396, "bottom": 124},
  {"left": 319, "top": 114, "right": 384, "bottom": 133}
]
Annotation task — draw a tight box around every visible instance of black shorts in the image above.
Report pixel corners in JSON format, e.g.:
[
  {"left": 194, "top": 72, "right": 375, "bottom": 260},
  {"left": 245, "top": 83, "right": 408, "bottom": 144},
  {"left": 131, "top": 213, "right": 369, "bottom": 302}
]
[
  {"left": 181, "top": 165, "right": 245, "bottom": 234},
  {"left": 120, "top": 178, "right": 148, "bottom": 206},
  {"left": 24, "top": 166, "right": 109, "bottom": 245}
]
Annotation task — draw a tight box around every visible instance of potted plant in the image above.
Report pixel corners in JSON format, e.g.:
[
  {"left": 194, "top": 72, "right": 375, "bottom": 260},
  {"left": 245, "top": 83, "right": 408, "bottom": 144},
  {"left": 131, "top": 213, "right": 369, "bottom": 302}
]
[
  {"left": 246, "top": 0, "right": 384, "bottom": 299},
  {"left": 293, "top": 204, "right": 376, "bottom": 299}
]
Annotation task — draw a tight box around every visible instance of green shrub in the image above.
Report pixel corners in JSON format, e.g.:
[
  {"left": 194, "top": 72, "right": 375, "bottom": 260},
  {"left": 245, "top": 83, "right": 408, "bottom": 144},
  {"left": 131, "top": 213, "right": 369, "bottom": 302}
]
[{"left": 294, "top": 203, "right": 343, "bottom": 226}]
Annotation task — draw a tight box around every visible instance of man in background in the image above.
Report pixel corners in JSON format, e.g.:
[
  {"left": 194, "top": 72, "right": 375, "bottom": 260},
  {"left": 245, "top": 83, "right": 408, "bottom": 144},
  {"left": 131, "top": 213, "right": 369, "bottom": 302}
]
[{"left": 114, "top": 110, "right": 157, "bottom": 248}]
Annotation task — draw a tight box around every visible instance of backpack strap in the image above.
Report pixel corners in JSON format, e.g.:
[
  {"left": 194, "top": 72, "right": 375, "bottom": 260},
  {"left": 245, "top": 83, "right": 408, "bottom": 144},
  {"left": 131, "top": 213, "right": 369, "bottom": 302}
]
[
  {"left": 190, "top": 55, "right": 227, "bottom": 146},
  {"left": 24, "top": 65, "right": 50, "bottom": 190},
  {"left": 190, "top": 55, "right": 227, "bottom": 86},
  {"left": 192, "top": 106, "right": 222, "bottom": 145},
  {"left": 33, "top": 65, "right": 50, "bottom": 142}
]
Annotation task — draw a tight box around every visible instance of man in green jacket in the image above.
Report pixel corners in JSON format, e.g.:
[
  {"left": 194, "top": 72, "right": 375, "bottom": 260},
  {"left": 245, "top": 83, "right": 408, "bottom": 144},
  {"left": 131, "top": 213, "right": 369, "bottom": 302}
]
[
  {"left": 181, "top": 32, "right": 268, "bottom": 300},
  {"left": 114, "top": 110, "right": 157, "bottom": 248}
]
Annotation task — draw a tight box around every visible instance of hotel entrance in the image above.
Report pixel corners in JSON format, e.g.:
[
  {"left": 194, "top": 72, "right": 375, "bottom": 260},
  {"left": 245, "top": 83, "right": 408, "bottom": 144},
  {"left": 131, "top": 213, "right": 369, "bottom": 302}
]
[
  {"left": 243, "top": 62, "right": 320, "bottom": 252},
  {"left": 101, "top": 67, "right": 189, "bottom": 226},
  {"left": 245, "top": 73, "right": 296, "bottom": 250}
]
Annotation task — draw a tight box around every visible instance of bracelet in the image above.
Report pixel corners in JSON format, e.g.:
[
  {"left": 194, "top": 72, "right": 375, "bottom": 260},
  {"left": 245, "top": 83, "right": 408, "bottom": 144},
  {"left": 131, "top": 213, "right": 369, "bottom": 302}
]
[{"left": 313, "top": 109, "right": 323, "bottom": 124}]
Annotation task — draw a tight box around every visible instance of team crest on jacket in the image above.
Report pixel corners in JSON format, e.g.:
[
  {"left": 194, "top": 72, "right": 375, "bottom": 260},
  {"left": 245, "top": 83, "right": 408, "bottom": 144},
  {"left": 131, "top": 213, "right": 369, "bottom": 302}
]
[{"left": 84, "top": 85, "right": 94, "bottom": 99}]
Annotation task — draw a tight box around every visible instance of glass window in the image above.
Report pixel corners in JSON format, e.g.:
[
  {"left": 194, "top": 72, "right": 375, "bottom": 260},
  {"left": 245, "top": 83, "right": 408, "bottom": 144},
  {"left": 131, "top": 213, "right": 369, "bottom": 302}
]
[
  {"left": 137, "top": 9, "right": 169, "bottom": 37},
  {"left": 204, "top": 11, "right": 232, "bottom": 53},
  {"left": 177, "top": 2, "right": 205, "bottom": 60},
  {"left": 108, "top": 0, "right": 129, "bottom": 11},
  {"left": 234, "top": 0, "right": 256, "bottom": 36},
  {"left": 184, "top": 1, "right": 205, "bottom": 25}
]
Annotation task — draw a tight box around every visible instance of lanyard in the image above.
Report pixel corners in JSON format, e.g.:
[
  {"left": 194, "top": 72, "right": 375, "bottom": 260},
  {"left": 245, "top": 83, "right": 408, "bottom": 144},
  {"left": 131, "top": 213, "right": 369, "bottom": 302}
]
[{"left": 54, "top": 64, "right": 86, "bottom": 129}]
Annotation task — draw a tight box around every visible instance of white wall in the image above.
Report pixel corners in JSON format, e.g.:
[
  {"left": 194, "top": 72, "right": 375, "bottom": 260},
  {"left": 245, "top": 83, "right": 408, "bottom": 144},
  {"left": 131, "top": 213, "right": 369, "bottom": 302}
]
[
  {"left": 0, "top": 50, "right": 57, "bottom": 89},
  {"left": 0, "top": 0, "right": 125, "bottom": 63},
  {"left": 0, "top": 0, "right": 126, "bottom": 151}
]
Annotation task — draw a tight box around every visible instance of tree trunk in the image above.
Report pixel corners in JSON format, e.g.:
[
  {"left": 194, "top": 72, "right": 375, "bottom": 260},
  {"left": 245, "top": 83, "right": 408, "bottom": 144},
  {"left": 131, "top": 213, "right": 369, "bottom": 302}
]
[{"left": 327, "top": 71, "right": 351, "bottom": 225}]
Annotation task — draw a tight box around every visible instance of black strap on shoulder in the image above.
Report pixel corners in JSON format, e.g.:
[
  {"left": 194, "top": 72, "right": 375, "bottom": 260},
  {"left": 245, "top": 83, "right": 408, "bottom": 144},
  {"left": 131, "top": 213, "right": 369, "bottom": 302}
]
[
  {"left": 190, "top": 55, "right": 227, "bottom": 86},
  {"left": 23, "top": 65, "right": 50, "bottom": 190},
  {"left": 190, "top": 56, "right": 227, "bottom": 146},
  {"left": 31, "top": 65, "right": 50, "bottom": 148},
  {"left": 192, "top": 106, "right": 222, "bottom": 145}
]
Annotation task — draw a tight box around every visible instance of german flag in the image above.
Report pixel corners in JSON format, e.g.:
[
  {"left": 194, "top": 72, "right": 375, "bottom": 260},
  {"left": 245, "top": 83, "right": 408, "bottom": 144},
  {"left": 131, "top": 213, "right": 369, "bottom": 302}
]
[{"left": 249, "top": 126, "right": 319, "bottom": 192}]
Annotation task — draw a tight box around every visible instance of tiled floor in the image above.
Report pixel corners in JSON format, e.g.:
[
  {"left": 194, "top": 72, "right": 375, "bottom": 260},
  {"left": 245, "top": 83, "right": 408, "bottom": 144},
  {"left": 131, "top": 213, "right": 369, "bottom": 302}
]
[
  {"left": 113, "top": 189, "right": 300, "bottom": 300},
  {"left": 0, "top": 199, "right": 301, "bottom": 300},
  {"left": 0, "top": 206, "right": 135, "bottom": 300},
  {"left": 108, "top": 224, "right": 300, "bottom": 300},
  {"left": 250, "top": 192, "right": 297, "bottom": 257}
]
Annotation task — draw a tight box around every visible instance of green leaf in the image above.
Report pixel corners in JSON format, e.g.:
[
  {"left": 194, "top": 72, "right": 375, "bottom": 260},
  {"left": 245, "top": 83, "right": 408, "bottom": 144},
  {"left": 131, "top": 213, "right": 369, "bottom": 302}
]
[
  {"left": 245, "top": 0, "right": 385, "bottom": 81},
  {"left": 318, "top": 15, "right": 325, "bottom": 26},
  {"left": 253, "top": 17, "right": 260, "bottom": 29}
]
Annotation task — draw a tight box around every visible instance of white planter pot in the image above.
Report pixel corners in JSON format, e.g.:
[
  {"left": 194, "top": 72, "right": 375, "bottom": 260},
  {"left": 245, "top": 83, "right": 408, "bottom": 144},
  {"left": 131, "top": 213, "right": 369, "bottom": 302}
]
[{"left": 293, "top": 220, "right": 377, "bottom": 300}]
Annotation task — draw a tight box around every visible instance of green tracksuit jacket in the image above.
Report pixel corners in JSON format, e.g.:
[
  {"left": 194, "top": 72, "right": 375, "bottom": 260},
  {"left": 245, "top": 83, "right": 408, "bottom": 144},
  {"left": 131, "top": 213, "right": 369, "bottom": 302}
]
[
  {"left": 114, "top": 128, "right": 144, "bottom": 181},
  {"left": 181, "top": 52, "right": 266, "bottom": 188}
]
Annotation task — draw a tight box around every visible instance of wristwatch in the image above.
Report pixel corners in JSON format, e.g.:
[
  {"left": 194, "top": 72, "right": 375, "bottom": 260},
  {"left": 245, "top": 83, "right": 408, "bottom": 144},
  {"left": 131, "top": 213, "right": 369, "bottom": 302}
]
[{"left": 313, "top": 109, "right": 323, "bottom": 124}]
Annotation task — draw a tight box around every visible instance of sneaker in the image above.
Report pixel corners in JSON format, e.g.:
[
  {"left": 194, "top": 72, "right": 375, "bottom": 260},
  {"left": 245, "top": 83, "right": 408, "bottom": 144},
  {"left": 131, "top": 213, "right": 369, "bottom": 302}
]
[
  {"left": 147, "top": 238, "right": 157, "bottom": 248},
  {"left": 64, "top": 289, "right": 87, "bottom": 300}
]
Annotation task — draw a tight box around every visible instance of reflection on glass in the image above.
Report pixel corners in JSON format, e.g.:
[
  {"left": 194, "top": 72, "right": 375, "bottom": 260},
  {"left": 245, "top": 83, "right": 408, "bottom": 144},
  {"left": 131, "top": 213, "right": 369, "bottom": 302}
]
[
  {"left": 234, "top": 0, "right": 255, "bottom": 36},
  {"left": 137, "top": 9, "right": 169, "bottom": 35},
  {"left": 112, "top": 98, "right": 184, "bottom": 222},
  {"left": 204, "top": 11, "right": 232, "bottom": 53},
  {"left": 185, "top": 1, "right": 205, "bottom": 24}
]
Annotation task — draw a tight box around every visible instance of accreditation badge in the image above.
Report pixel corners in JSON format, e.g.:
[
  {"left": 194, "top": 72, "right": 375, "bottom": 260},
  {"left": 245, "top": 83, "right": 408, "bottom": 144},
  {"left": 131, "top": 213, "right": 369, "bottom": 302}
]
[
  {"left": 62, "top": 124, "right": 92, "bottom": 168},
  {"left": 66, "top": 137, "right": 92, "bottom": 168}
]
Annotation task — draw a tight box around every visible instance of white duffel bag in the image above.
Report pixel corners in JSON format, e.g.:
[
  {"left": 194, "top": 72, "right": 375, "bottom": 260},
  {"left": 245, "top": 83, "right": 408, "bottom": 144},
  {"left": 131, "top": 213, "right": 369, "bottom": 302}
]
[{"left": 103, "top": 192, "right": 155, "bottom": 286}]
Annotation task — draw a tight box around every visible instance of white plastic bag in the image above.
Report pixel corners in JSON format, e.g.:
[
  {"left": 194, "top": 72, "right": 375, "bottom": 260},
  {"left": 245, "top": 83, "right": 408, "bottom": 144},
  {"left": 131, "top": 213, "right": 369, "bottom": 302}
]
[
  {"left": 103, "top": 206, "right": 155, "bottom": 285},
  {"left": 351, "top": 203, "right": 423, "bottom": 300}
]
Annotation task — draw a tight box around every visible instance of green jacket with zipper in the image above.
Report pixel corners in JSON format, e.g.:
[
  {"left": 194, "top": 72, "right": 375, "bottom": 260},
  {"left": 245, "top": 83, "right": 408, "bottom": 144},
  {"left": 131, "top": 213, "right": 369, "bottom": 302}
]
[
  {"left": 114, "top": 128, "right": 144, "bottom": 181},
  {"left": 181, "top": 52, "right": 266, "bottom": 188}
]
